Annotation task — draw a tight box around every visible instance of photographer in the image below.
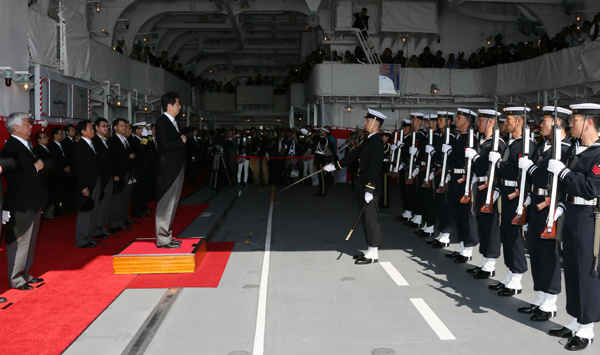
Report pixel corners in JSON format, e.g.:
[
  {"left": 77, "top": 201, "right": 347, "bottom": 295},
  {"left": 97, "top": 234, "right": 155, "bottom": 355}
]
[{"left": 237, "top": 135, "right": 250, "bottom": 185}]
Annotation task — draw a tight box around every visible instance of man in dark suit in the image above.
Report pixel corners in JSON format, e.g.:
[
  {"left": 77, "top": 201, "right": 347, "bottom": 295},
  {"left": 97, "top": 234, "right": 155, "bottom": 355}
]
[
  {"left": 48, "top": 127, "right": 69, "bottom": 216},
  {"left": 130, "top": 123, "right": 149, "bottom": 218},
  {"left": 155, "top": 91, "right": 187, "bottom": 248},
  {"left": 72, "top": 120, "right": 102, "bottom": 248},
  {"left": 60, "top": 124, "right": 76, "bottom": 214},
  {"left": 33, "top": 131, "right": 54, "bottom": 219},
  {"left": 2, "top": 112, "right": 47, "bottom": 290},
  {"left": 107, "top": 118, "right": 134, "bottom": 232},
  {"left": 146, "top": 124, "right": 157, "bottom": 201},
  {"left": 91, "top": 118, "right": 115, "bottom": 239}
]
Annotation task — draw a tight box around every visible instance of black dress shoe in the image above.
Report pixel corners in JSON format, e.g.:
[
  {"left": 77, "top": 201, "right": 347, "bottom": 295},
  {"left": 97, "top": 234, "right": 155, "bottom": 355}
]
[
  {"left": 407, "top": 222, "right": 420, "bottom": 229},
  {"left": 93, "top": 234, "right": 108, "bottom": 239},
  {"left": 426, "top": 239, "right": 435, "bottom": 245},
  {"left": 418, "top": 232, "right": 433, "bottom": 238},
  {"left": 454, "top": 255, "right": 472, "bottom": 263},
  {"left": 120, "top": 225, "right": 131, "bottom": 231},
  {"left": 432, "top": 241, "right": 449, "bottom": 248},
  {"left": 530, "top": 309, "right": 556, "bottom": 321},
  {"left": 131, "top": 214, "right": 148, "bottom": 218},
  {"left": 352, "top": 253, "right": 365, "bottom": 260},
  {"left": 105, "top": 231, "right": 116, "bottom": 236},
  {"left": 91, "top": 240, "right": 102, "bottom": 245},
  {"left": 78, "top": 242, "right": 95, "bottom": 248},
  {"left": 28, "top": 278, "right": 44, "bottom": 284},
  {"left": 518, "top": 304, "right": 540, "bottom": 314},
  {"left": 548, "top": 327, "right": 575, "bottom": 338},
  {"left": 565, "top": 336, "right": 592, "bottom": 351},
  {"left": 108, "top": 227, "right": 123, "bottom": 233},
  {"left": 127, "top": 219, "right": 138, "bottom": 224},
  {"left": 15, "top": 283, "right": 33, "bottom": 291},
  {"left": 445, "top": 251, "right": 460, "bottom": 258},
  {"left": 0, "top": 297, "right": 6, "bottom": 303},
  {"left": 474, "top": 270, "right": 495, "bottom": 279},
  {"left": 466, "top": 266, "right": 481, "bottom": 273},
  {"left": 145, "top": 209, "right": 153, "bottom": 213},
  {"left": 354, "top": 256, "right": 378, "bottom": 265},
  {"left": 171, "top": 240, "right": 182, "bottom": 245},
  {"left": 488, "top": 282, "right": 505, "bottom": 290},
  {"left": 158, "top": 241, "right": 181, "bottom": 249},
  {"left": 498, "top": 287, "right": 522, "bottom": 296}
]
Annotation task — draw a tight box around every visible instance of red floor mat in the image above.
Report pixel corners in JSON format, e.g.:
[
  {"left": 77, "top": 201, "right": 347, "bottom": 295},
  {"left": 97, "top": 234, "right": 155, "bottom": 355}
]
[
  {"left": 126, "top": 241, "right": 235, "bottom": 289},
  {"left": 0, "top": 203, "right": 207, "bottom": 355}
]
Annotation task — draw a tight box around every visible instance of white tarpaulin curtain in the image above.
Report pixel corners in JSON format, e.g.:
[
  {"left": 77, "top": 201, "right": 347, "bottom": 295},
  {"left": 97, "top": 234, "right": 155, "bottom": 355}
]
[
  {"left": 290, "top": 83, "right": 307, "bottom": 108},
  {"left": 322, "top": 104, "right": 333, "bottom": 126},
  {"left": 381, "top": 1, "right": 438, "bottom": 33},
  {"left": 309, "top": 41, "right": 600, "bottom": 97},
  {"left": 59, "top": 3, "right": 90, "bottom": 80},
  {"left": 28, "top": 9, "right": 58, "bottom": 68},
  {"left": 335, "top": 0, "right": 353, "bottom": 30},
  {"left": 236, "top": 86, "right": 274, "bottom": 105}
]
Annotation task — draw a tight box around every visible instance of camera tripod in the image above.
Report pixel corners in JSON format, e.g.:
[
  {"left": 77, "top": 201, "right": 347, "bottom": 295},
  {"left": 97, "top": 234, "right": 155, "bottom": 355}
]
[{"left": 209, "top": 151, "right": 232, "bottom": 189}]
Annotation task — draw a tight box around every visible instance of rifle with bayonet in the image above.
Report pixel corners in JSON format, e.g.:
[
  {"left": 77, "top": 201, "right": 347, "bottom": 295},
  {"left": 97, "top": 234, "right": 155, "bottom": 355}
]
[
  {"left": 389, "top": 121, "right": 399, "bottom": 173},
  {"left": 436, "top": 125, "right": 451, "bottom": 194},
  {"left": 540, "top": 103, "right": 561, "bottom": 238},
  {"left": 480, "top": 112, "right": 501, "bottom": 213},
  {"left": 460, "top": 119, "right": 475, "bottom": 203},
  {"left": 422, "top": 126, "right": 434, "bottom": 188},
  {"left": 512, "top": 105, "right": 531, "bottom": 225},
  {"left": 406, "top": 131, "right": 416, "bottom": 185}
]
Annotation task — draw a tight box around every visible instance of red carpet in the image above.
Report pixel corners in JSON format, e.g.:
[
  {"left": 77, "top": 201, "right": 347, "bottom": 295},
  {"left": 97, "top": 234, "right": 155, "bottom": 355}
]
[
  {"left": 0, "top": 202, "right": 208, "bottom": 355},
  {"left": 126, "top": 242, "right": 235, "bottom": 289}
]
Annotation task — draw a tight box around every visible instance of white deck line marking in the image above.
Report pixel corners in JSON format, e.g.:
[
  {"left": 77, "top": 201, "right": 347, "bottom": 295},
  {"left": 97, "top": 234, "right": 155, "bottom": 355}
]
[
  {"left": 379, "top": 262, "right": 409, "bottom": 286},
  {"left": 252, "top": 186, "right": 275, "bottom": 355},
  {"left": 410, "top": 298, "right": 456, "bottom": 340}
]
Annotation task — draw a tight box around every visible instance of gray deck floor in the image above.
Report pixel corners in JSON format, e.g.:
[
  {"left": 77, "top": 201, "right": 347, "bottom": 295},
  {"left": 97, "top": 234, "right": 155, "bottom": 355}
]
[{"left": 65, "top": 183, "right": 597, "bottom": 355}]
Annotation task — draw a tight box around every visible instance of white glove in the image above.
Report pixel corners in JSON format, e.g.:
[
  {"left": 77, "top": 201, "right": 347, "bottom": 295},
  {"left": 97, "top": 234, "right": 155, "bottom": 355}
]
[
  {"left": 547, "top": 206, "right": 564, "bottom": 223},
  {"left": 493, "top": 190, "right": 500, "bottom": 203},
  {"left": 519, "top": 157, "right": 534, "bottom": 171},
  {"left": 398, "top": 163, "right": 405, "bottom": 170},
  {"left": 265, "top": 153, "right": 270, "bottom": 160},
  {"left": 365, "top": 192, "right": 373, "bottom": 204},
  {"left": 412, "top": 168, "right": 419, "bottom": 178},
  {"left": 128, "top": 179, "right": 133, "bottom": 185},
  {"left": 524, "top": 196, "right": 531, "bottom": 207},
  {"left": 391, "top": 144, "right": 398, "bottom": 151},
  {"left": 445, "top": 174, "right": 451, "bottom": 183},
  {"left": 547, "top": 159, "right": 566, "bottom": 175},
  {"left": 488, "top": 151, "right": 501, "bottom": 165},
  {"left": 323, "top": 164, "right": 336, "bottom": 172},
  {"left": 429, "top": 172, "right": 435, "bottom": 180},
  {"left": 425, "top": 145, "right": 435, "bottom": 155},
  {"left": 2, "top": 211, "right": 10, "bottom": 225},
  {"left": 409, "top": 147, "right": 418, "bottom": 156},
  {"left": 523, "top": 224, "right": 528, "bottom": 233},
  {"left": 465, "top": 147, "right": 477, "bottom": 160},
  {"left": 397, "top": 141, "right": 405, "bottom": 149},
  {"left": 441, "top": 144, "right": 452, "bottom": 154}
]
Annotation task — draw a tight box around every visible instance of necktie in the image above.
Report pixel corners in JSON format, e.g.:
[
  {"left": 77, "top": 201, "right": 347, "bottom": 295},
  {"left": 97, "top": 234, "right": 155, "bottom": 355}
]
[
  {"left": 172, "top": 119, "right": 179, "bottom": 132},
  {"left": 58, "top": 142, "right": 65, "bottom": 156},
  {"left": 89, "top": 142, "right": 97, "bottom": 154}
]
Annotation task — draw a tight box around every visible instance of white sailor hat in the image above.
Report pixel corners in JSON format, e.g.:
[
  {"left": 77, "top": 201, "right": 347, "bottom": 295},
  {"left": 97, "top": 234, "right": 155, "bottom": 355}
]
[
  {"left": 402, "top": 119, "right": 412, "bottom": 127},
  {"left": 457, "top": 108, "right": 477, "bottom": 120},
  {"left": 437, "top": 111, "right": 455, "bottom": 122},
  {"left": 478, "top": 109, "right": 502, "bottom": 119},
  {"left": 300, "top": 128, "right": 308, "bottom": 135},
  {"left": 382, "top": 130, "right": 393, "bottom": 136},
  {"left": 318, "top": 127, "right": 330, "bottom": 134},
  {"left": 498, "top": 116, "right": 507, "bottom": 122},
  {"left": 504, "top": 107, "right": 531, "bottom": 116},
  {"left": 364, "top": 108, "right": 387, "bottom": 123},
  {"left": 570, "top": 103, "right": 600, "bottom": 115},
  {"left": 133, "top": 121, "right": 146, "bottom": 126},
  {"left": 542, "top": 106, "right": 572, "bottom": 120},
  {"left": 409, "top": 112, "right": 424, "bottom": 119}
]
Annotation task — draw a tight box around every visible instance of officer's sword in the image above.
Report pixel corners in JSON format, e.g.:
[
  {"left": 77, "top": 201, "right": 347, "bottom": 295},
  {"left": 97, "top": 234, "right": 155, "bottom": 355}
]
[
  {"left": 279, "top": 169, "right": 324, "bottom": 193},
  {"left": 346, "top": 202, "right": 368, "bottom": 241}
]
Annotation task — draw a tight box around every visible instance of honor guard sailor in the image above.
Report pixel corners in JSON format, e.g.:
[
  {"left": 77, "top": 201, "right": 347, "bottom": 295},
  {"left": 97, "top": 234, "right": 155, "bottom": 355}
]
[
  {"left": 545, "top": 103, "right": 600, "bottom": 351},
  {"left": 314, "top": 127, "right": 333, "bottom": 196},
  {"left": 398, "top": 119, "right": 413, "bottom": 221},
  {"left": 517, "top": 106, "right": 572, "bottom": 321},
  {"left": 429, "top": 111, "right": 456, "bottom": 247},
  {"left": 405, "top": 113, "right": 427, "bottom": 228},
  {"left": 467, "top": 109, "right": 505, "bottom": 278},
  {"left": 416, "top": 114, "right": 438, "bottom": 238},
  {"left": 488, "top": 106, "right": 535, "bottom": 296},
  {"left": 324, "top": 109, "right": 385, "bottom": 264},
  {"left": 445, "top": 108, "right": 479, "bottom": 263}
]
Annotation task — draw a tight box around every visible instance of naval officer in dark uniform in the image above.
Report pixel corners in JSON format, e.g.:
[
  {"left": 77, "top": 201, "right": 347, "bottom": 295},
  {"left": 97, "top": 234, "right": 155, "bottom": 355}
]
[
  {"left": 314, "top": 128, "right": 333, "bottom": 196},
  {"left": 324, "top": 109, "right": 385, "bottom": 264},
  {"left": 545, "top": 103, "right": 600, "bottom": 351},
  {"left": 516, "top": 106, "right": 572, "bottom": 321}
]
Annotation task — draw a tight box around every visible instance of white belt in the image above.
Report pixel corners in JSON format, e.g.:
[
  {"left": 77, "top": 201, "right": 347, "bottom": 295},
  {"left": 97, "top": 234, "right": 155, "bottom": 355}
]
[
  {"left": 383, "top": 159, "right": 390, "bottom": 162},
  {"left": 474, "top": 176, "right": 488, "bottom": 182},
  {"left": 315, "top": 151, "right": 326, "bottom": 155},
  {"left": 453, "top": 169, "right": 465, "bottom": 174},
  {"left": 567, "top": 195, "right": 597, "bottom": 206},
  {"left": 420, "top": 161, "right": 427, "bottom": 166},
  {"left": 531, "top": 186, "right": 548, "bottom": 196},
  {"left": 502, "top": 179, "right": 518, "bottom": 187}
]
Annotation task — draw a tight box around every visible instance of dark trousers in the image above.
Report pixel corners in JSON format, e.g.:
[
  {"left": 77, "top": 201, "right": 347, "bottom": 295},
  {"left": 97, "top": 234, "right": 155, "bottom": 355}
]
[
  {"left": 475, "top": 186, "right": 501, "bottom": 258},
  {"left": 380, "top": 172, "right": 389, "bottom": 207},
  {"left": 434, "top": 174, "right": 453, "bottom": 233},
  {"left": 562, "top": 204, "right": 600, "bottom": 324},
  {"left": 420, "top": 174, "right": 436, "bottom": 227},
  {"left": 132, "top": 174, "right": 149, "bottom": 216},
  {"left": 500, "top": 186, "right": 528, "bottom": 273},
  {"left": 356, "top": 176, "right": 381, "bottom": 248},
  {"left": 528, "top": 194, "right": 562, "bottom": 295},
  {"left": 450, "top": 175, "right": 478, "bottom": 247},
  {"left": 188, "top": 159, "right": 199, "bottom": 186}
]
